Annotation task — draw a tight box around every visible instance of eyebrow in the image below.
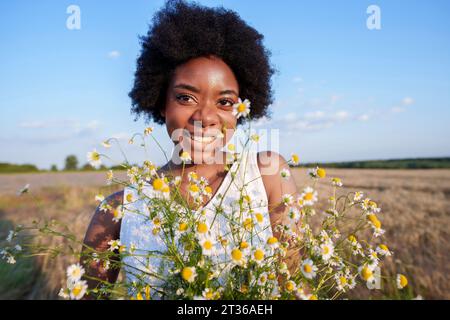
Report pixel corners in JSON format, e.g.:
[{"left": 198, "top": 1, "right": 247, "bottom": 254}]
[{"left": 173, "top": 83, "right": 238, "bottom": 96}]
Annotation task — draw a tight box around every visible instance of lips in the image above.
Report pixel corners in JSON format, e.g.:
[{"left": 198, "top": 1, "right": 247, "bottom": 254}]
[
  {"left": 182, "top": 131, "right": 220, "bottom": 145},
  {"left": 190, "top": 135, "right": 216, "bottom": 143}
]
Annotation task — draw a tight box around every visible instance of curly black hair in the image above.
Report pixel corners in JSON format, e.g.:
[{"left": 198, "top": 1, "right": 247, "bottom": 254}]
[{"left": 129, "top": 0, "right": 275, "bottom": 125}]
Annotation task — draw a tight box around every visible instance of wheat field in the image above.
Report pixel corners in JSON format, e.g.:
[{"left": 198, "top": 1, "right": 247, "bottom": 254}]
[{"left": 0, "top": 169, "right": 449, "bottom": 299}]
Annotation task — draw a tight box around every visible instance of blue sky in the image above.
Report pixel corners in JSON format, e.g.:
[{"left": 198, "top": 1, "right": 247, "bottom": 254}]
[{"left": 1, "top": 0, "right": 449, "bottom": 169}]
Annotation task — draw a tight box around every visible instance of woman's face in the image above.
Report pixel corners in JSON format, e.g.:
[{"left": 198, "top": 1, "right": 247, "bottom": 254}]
[{"left": 162, "top": 55, "right": 239, "bottom": 164}]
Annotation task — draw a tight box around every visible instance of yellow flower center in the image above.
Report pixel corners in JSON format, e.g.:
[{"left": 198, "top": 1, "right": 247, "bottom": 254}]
[
  {"left": 309, "top": 294, "right": 318, "bottom": 300},
  {"left": 189, "top": 184, "right": 200, "bottom": 193},
  {"left": 240, "top": 241, "right": 249, "bottom": 249},
  {"left": 254, "top": 249, "right": 264, "bottom": 261},
  {"left": 304, "top": 192, "right": 313, "bottom": 201},
  {"left": 339, "top": 276, "right": 347, "bottom": 285},
  {"left": 204, "top": 186, "right": 212, "bottom": 194},
  {"left": 348, "top": 235, "right": 357, "bottom": 242},
  {"left": 181, "top": 267, "right": 193, "bottom": 281},
  {"left": 231, "top": 248, "right": 243, "bottom": 261},
  {"left": 126, "top": 193, "right": 133, "bottom": 202},
  {"left": 368, "top": 214, "right": 381, "bottom": 228},
  {"left": 255, "top": 213, "right": 263, "bottom": 223},
  {"left": 152, "top": 178, "right": 164, "bottom": 191},
  {"left": 205, "top": 291, "right": 214, "bottom": 299},
  {"left": 237, "top": 103, "right": 247, "bottom": 113},
  {"left": 379, "top": 244, "right": 388, "bottom": 251},
  {"left": 178, "top": 222, "right": 188, "bottom": 232},
  {"left": 322, "top": 246, "right": 330, "bottom": 255},
  {"left": 268, "top": 273, "right": 276, "bottom": 280},
  {"left": 197, "top": 222, "right": 208, "bottom": 234},
  {"left": 303, "top": 264, "right": 312, "bottom": 273},
  {"left": 189, "top": 172, "right": 198, "bottom": 180},
  {"left": 203, "top": 240, "right": 213, "bottom": 250},
  {"left": 361, "top": 266, "right": 373, "bottom": 281},
  {"left": 285, "top": 281, "right": 295, "bottom": 292},
  {"left": 317, "top": 168, "right": 326, "bottom": 178},
  {"left": 291, "top": 154, "right": 299, "bottom": 164},
  {"left": 267, "top": 236, "right": 278, "bottom": 245},
  {"left": 243, "top": 218, "right": 253, "bottom": 230},
  {"left": 399, "top": 274, "right": 408, "bottom": 288},
  {"left": 71, "top": 285, "right": 82, "bottom": 297}
]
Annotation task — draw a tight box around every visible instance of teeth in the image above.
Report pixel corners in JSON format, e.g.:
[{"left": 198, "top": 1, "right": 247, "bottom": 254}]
[{"left": 191, "top": 136, "right": 216, "bottom": 143}]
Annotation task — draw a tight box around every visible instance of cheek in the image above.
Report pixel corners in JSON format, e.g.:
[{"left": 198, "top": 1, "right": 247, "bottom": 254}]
[{"left": 164, "top": 104, "right": 190, "bottom": 140}]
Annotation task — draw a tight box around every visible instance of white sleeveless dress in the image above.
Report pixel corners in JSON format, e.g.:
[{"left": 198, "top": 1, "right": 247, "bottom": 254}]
[{"left": 119, "top": 150, "right": 274, "bottom": 298}]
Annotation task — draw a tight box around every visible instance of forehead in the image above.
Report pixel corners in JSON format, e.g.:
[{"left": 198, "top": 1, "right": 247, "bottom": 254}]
[{"left": 170, "top": 56, "right": 239, "bottom": 91}]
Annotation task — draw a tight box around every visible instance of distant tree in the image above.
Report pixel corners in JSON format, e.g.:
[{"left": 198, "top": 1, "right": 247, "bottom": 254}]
[
  {"left": 81, "top": 163, "right": 93, "bottom": 171},
  {"left": 50, "top": 164, "right": 58, "bottom": 172},
  {"left": 64, "top": 155, "right": 79, "bottom": 171}
]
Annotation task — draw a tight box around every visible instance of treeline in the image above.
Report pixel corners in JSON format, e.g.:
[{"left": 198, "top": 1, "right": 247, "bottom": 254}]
[
  {"left": 0, "top": 163, "right": 40, "bottom": 173},
  {"left": 0, "top": 155, "right": 126, "bottom": 173},
  {"left": 2, "top": 156, "right": 450, "bottom": 173},
  {"left": 300, "top": 157, "right": 450, "bottom": 169}
]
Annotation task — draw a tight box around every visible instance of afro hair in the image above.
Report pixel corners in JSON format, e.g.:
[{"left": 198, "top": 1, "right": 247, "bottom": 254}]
[{"left": 129, "top": 0, "right": 275, "bottom": 125}]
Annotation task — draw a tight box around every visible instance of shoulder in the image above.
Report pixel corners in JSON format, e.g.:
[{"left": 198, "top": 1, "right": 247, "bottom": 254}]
[
  {"left": 256, "top": 151, "right": 288, "bottom": 177},
  {"left": 256, "top": 151, "right": 291, "bottom": 201}
]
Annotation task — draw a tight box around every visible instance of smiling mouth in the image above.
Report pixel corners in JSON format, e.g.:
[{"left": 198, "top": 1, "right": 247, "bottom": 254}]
[{"left": 190, "top": 135, "right": 216, "bottom": 144}]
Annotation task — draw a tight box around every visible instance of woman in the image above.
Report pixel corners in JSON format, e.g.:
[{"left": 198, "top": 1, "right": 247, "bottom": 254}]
[{"left": 82, "top": 0, "right": 298, "bottom": 299}]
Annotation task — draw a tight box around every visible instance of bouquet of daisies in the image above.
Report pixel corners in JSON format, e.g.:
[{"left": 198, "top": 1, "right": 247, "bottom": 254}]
[{"left": 1, "top": 99, "right": 409, "bottom": 300}]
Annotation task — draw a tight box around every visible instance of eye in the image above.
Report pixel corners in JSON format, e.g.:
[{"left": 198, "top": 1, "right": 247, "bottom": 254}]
[
  {"left": 176, "top": 94, "right": 196, "bottom": 104},
  {"left": 218, "top": 98, "right": 235, "bottom": 108}
]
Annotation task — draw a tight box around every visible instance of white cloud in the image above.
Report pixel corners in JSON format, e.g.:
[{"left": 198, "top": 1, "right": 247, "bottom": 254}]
[
  {"left": 108, "top": 50, "right": 121, "bottom": 59},
  {"left": 357, "top": 114, "right": 370, "bottom": 121},
  {"left": 292, "top": 76, "right": 303, "bottom": 83},
  {"left": 402, "top": 97, "right": 414, "bottom": 106},
  {"left": 391, "top": 106, "right": 406, "bottom": 113}
]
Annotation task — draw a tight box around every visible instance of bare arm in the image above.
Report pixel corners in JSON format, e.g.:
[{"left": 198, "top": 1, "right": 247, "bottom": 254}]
[
  {"left": 80, "top": 190, "right": 123, "bottom": 299},
  {"left": 257, "top": 151, "right": 300, "bottom": 274}
]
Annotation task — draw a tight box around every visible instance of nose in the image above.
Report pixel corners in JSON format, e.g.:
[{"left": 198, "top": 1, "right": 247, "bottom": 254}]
[{"left": 190, "top": 103, "right": 220, "bottom": 129}]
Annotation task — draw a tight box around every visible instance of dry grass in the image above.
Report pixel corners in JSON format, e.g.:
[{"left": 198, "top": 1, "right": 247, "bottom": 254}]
[{"left": 0, "top": 169, "right": 449, "bottom": 299}]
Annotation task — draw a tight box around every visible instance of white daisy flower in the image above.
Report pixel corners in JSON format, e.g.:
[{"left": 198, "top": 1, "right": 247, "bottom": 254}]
[
  {"left": 202, "top": 288, "right": 216, "bottom": 300},
  {"left": 199, "top": 237, "right": 216, "bottom": 256},
  {"left": 301, "top": 259, "right": 318, "bottom": 279},
  {"left": 320, "top": 241, "right": 335, "bottom": 262},
  {"left": 101, "top": 140, "right": 111, "bottom": 148},
  {"left": 288, "top": 206, "right": 301, "bottom": 223},
  {"left": 376, "top": 244, "right": 392, "bottom": 256},
  {"left": 230, "top": 247, "right": 246, "bottom": 266},
  {"left": 68, "top": 279, "right": 88, "bottom": 300},
  {"left": 144, "top": 127, "right": 154, "bottom": 136},
  {"left": 282, "top": 194, "right": 294, "bottom": 206},
  {"left": 396, "top": 274, "right": 408, "bottom": 289},
  {"left": 112, "top": 205, "right": 124, "bottom": 223},
  {"left": 232, "top": 98, "right": 251, "bottom": 119},
  {"left": 6, "top": 230, "right": 15, "bottom": 242},
  {"left": 358, "top": 265, "right": 375, "bottom": 283},
  {"left": 17, "top": 183, "right": 30, "bottom": 195},
  {"left": 257, "top": 272, "right": 268, "bottom": 286},
  {"left": 66, "top": 263, "right": 85, "bottom": 282},
  {"left": 252, "top": 247, "right": 265, "bottom": 264},
  {"left": 107, "top": 239, "right": 121, "bottom": 252},
  {"left": 354, "top": 191, "right": 364, "bottom": 202},
  {"left": 6, "top": 255, "right": 16, "bottom": 264},
  {"left": 181, "top": 267, "right": 197, "bottom": 283},
  {"left": 300, "top": 187, "right": 318, "bottom": 206},
  {"left": 86, "top": 149, "right": 102, "bottom": 168},
  {"left": 331, "top": 177, "right": 343, "bottom": 187},
  {"left": 180, "top": 151, "right": 191, "bottom": 162},
  {"left": 280, "top": 168, "right": 291, "bottom": 180}
]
